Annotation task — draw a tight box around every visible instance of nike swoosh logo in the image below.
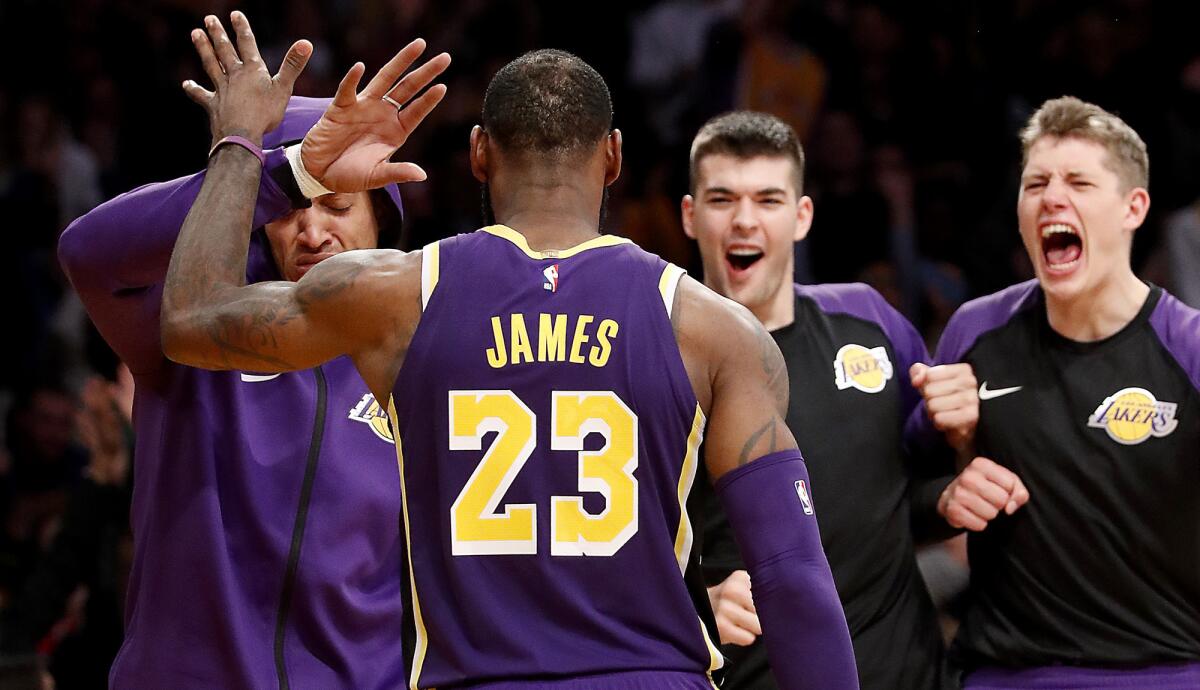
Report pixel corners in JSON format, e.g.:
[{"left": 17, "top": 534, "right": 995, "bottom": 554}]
[
  {"left": 240, "top": 373, "right": 281, "bottom": 382},
  {"left": 979, "top": 382, "right": 1022, "bottom": 400}
]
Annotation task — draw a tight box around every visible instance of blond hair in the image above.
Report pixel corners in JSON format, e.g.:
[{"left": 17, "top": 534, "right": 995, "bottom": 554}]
[{"left": 1020, "top": 96, "right": 1148, "bottom": 190}]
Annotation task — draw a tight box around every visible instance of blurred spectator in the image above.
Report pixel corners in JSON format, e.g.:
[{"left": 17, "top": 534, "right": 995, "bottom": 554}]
[{"left": 1, "top": 368, "right": 133, "bottom": 689}]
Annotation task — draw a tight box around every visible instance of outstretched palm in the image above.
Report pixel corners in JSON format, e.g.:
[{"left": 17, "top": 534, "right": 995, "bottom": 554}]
[{"left": 303, "top": 39, "right": 451, "bottom": 192}]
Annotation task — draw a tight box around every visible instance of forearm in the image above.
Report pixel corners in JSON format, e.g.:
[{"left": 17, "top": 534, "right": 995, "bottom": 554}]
[
  {"left": 716, "top": 451, "right": 859, "bottom": 690},
  {"left": 909, "top": 474, "right": 959, "bottom": 543},
  {"left": 59, "top": 155, "right": 294, "bottom": 373},
  {"left": 162, "top": 143, "right": 266, "bottom": 367}
]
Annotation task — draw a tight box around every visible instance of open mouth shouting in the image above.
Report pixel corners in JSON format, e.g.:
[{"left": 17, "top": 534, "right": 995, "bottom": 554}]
[
  {"left": 726, "top": 245, "right": 765, "bottom": 279},
  {"left": 1040, "top": 222, "right": 1083, "bottom": 275}
]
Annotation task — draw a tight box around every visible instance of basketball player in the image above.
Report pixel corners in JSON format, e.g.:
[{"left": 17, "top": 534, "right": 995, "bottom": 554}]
[
  {"left": 56, "top": 45, "right": 409, "bottom": 690},
  {"left": 682, "top": 111, "right": 958, "bottom": 689},
  {"left": 159, "top": 13, "right": 859, "bottom": 690},
  {"left": 920, "top": 96, "right": 1200, "bottom": 688}
]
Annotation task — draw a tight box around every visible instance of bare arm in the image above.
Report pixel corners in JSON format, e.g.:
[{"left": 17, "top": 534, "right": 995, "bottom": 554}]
[
  {"left": 673, "top": 276, "right": 859, "bottom": 690},
  {"left": 671, "top": 275, "right": 796, "bottom": 479}
]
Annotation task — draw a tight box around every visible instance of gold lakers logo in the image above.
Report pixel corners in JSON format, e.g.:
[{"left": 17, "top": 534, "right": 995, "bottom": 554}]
[
  {"left": 833, "top": 344, "right": 893, "bottom": 394},
  {"left": 348, "top": 394, "right": 395, "bottom": 444},
  {"left": 1086, "top": 387, "right": 1178, "bottom": 445}
]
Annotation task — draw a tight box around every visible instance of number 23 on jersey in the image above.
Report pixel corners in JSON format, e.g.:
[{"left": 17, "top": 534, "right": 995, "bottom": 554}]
[{"left": 449, "top": 390, "right": 639, "bottom": 557}]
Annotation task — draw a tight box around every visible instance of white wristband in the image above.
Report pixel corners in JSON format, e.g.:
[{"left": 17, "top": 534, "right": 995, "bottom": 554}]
[{"left": 286, "top": 143, "right": 333, "bottom": 199}]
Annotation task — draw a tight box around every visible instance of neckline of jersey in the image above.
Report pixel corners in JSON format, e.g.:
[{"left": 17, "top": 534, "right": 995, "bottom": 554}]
[
  {"left": 1038, "top": 282, "right": 1162, "bottom": 353},
  {"left": 481, "top": 224, "right": 631, "bottom": 260}
]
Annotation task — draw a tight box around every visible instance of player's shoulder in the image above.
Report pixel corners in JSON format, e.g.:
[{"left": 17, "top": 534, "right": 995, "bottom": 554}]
[
  {"left": 938, "top": 279, "right": 1041, "bottom": 361},
  {"left": 796, "top": 281, "right": 909, "bottom": 325},
  {"left": 1147, "top": 286, "right": 1200, "bottom": 392},
  {"left": 797, "top": 281, "right": 925, "bottom": 354},
  {"left": 678, "top": 275, "right": 761, "bottom": 333}
]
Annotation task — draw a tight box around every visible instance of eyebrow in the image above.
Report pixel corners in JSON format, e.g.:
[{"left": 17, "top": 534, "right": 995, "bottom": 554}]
[
  {"left": 702, "top": 186, "right": 790, "bottom": 196},
  {"left": 1020, "top": 169, "right": 1095, "bottom": 182}
]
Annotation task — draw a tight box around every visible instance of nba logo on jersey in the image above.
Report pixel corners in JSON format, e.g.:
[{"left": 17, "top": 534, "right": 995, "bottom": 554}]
[
  {"left": 543, "top": 264, "right": 560, "bottom": 293},
  {"left": 794, "top": 480, "right": 815, "bottom": 515}
]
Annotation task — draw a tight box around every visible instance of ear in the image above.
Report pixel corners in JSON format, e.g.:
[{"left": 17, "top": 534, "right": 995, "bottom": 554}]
[
  {"left": 1122, "top": 186, "right": 1150, "bottom": 233},
  {"left": 681, "top": 194, "right": 697, "bottom": 239},
  {"left": 604, "top": 129, "right": 623, "bottom": 186},
  {"left": 469, "top": 125, "right": 489, "bottom": 183},
  {"left": 794, "top": 195, "right": 815, "bottom": 242}
]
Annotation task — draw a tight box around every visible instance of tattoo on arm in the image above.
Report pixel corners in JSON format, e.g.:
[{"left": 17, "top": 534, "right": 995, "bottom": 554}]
[
  {"left": 736, "top": 415, "right": 782, "bottom": 466},
  {"left": 759, "top": 327, "right": 788, "bottom": 414}
]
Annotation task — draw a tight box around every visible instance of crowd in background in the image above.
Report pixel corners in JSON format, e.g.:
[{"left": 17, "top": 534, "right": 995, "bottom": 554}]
[{"left": 2, "top": 0, "right": 1199, "bottom": 686}]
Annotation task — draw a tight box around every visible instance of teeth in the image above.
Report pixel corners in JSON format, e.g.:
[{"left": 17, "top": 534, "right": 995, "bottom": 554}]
[
  {"left": 728, "top": 248, "right": 763, "bottom": 256},
  {"left": 1041, "top": 223, "right": 1077, "bottom": 238}
]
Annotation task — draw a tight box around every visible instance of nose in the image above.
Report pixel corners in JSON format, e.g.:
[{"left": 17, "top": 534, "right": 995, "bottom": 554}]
[
  {"left": 1041, "top": 177, "right": 1069, "bottom": 211},
  {"left": 731, "top": 197, "right": 758, "bottom": 235},
  {"left": 295, "top": 209, "right": 333, "bottom": 250}
]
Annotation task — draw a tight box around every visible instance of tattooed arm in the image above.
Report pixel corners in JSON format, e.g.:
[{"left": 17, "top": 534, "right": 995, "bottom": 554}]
[
  {"left": 673, "top": 275, "right": 859, "bottom": 690},
  {"left": 671, "top": 274, "right": 796, "bottom": 481},
  {"left": 161, "top": 12, "right": 445, "bottom": 397}
]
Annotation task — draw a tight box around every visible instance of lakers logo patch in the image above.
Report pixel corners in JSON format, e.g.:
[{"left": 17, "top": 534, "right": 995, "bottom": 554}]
[
  {"left": 833, "top": 344, "right": 893, "bottom": 394},
  {"left": 1086, "top": 387, "right": 1178, "bottom": 445},
  {"left": 348, "top": 393, "right": 395, "bottom": 444}
]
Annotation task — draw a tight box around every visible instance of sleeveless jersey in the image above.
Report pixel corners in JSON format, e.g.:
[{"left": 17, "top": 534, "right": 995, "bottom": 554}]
[{"left": 388, "top": 226, "right": 723, "bottom": 689}]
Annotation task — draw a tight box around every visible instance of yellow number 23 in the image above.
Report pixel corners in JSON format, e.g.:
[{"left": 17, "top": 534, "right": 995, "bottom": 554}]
[{"left": 449, "top": 390, "right": 638, "bottom": 557}]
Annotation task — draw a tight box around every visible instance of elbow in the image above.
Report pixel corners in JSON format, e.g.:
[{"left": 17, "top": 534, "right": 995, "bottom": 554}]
[
  {"left": 159, "top": 311, "right": 188, "bottom": 364},
  {"left": 159, "top": 308, "right": 205, "bottom": 366},
  {"left": 56, "top": 219, "right": 92, "bottom": 285}
]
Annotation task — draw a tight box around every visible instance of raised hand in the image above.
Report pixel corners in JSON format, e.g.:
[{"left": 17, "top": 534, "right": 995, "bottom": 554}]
[
  {"left": 911, "top": 362, "right": 979, "bottom": 453},
  {"left": 938, "top": 457, "right": 1030, "bottom": 531},
  {"left": 300, "top": 39, "right": 451, "bottom": 192},
  {"left": 182, "top": 11, "right": 312, "bottom": 146}
]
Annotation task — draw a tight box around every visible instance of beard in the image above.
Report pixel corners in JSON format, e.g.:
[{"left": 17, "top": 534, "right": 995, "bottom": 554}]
[{"left": 479, "top": 184, "right": 610, "bottom": 234}]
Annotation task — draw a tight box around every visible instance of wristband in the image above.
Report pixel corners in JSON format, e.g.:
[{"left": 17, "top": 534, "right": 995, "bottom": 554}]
[
  {"left": 209, "top": 135, "right": 265, "bottom": 166},
  {"left": 286, "top": 143, "right": 334, "bottom": 199}
]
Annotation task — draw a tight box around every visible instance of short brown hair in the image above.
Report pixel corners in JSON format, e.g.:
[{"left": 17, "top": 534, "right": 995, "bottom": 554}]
[
  {"left": 689, "top": 111, "right": 805, "bottom": 195},
  {"left": 1019, "top": 96, "right": 1149, "bottom": 190}
]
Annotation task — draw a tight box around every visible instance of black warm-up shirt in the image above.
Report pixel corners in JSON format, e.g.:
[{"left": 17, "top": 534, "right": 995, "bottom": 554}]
[
  {"left": 700, "top": 283, "right": 950, "bottom": 690},
  {"left": 916, "top": 281, "right": 1200, "bottom": 670}
]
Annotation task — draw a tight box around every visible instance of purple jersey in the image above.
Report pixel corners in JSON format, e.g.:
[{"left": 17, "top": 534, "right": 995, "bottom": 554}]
[
  {"left": 57, "top": 99, "right": 408, "bottom": 689},
  {"left": 389, "top": 226, "right": 723, "bottom": 688}
]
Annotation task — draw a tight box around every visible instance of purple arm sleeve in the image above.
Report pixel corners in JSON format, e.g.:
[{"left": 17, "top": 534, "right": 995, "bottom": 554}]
[
  {"left": 715, "top": 450, "right": 859, "bottom": 690},
  {"left": 57, "top": 148, "right": 294, "bottom": 375}
]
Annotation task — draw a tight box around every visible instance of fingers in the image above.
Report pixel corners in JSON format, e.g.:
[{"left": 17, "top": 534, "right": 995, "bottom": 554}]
[
  {"left": 362, "top": 38, "right": 428, "bottom": 99},
  {"left": 711, "top": 571, "right": 761, "bottom": 646},
  {"left": 722, "top": 570, "right": 756, "bottom": 611},
  {"left": 204, "top": 15, "right": 241, "bottom": 69},
  {"left": 942, "top": 501, "right": 989, "bottom": 532},
  {"left": 376, "top": 162, "right": 428, "bottom": 186},
  {"left": 191, "top": 28, "right": 224, "bottom": 84},
  {"left": 717, "top": 617, "right": 758, "bottom": 647},
  {"left": 941, "top": 457, "right": 1030, "bottom": 530},
  {"left": 1003, "top": 472, "right": 1030, "bottom": 514},
  {"left": 275, "top": 39, "right": 313, "bottom": 90},
  {"left": 228, "top": 11, "right": 261, "bottom": 65},
  {"left": 909, "top": 362, "right": 929, "bottom": 389},
  {"left": 334, "top": 62, "right": 366, "bottom": 107},
  {"left": 384, "top": 52, "right": 452, "bottom": 106},
  {"left": 396, "top": 82, "right": 447, "bottom": 135},
  {"left": 720, "top": 602, "right": 763, "bottom": 637},
  {"left": 182, "top": 79, "right": 214, "bottom": 106},
  {"left": 920, "top": 364, "right": 977, "bottom": 398}
]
